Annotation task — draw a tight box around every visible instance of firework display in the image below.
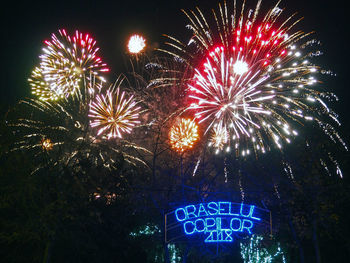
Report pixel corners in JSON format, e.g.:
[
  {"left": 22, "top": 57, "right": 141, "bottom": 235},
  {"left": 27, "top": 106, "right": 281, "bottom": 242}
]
[
  {"left": 9, "top": 1, "right": 346, "bottom": 180},
  {"left": 89, "top": 82, "right": 142, "bottom": 139},
  {"left": 160, "top": 0, "right": 346, "bottom": 155},
  {"left": 169, "top": 118, "right": 199, "bottom": 153},
  {"left": 11, "top": 77, "right": 147, "bottom": 173},
  {"left": 3, "top": 2, "right": 348, "bottom": 261},
  {"left": 128, "top": 34, "right": 146, "bottom": 54},
  {"left": 36, "top": 29, "right": 108, "bottom": 99}
]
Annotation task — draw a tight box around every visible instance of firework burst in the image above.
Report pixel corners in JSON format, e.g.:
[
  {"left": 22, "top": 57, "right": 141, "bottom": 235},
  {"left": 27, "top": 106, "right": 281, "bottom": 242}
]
[
  {"left": 169, "top": 118, "right": 199, "bottom": 153},
  {"left": 38, "top": 29, "right": 108, "bottom": 99},
  {"left": 159, "top": 0, "right": 346, "bottom": 156},
  {"left": 128, "top": 34, "right": 146, "bottom": 54},
  {"left": 41, "top": 138, "right": 53, "bottom": 151},
  {"left": 209, "top": 124, "right": 229, "bottom": 152},
  {"left": 89, "top": 80, "right": 142, "bottom": 139},
  {"left": 9, "top": 77, "right": 148, "bottom": 174}
]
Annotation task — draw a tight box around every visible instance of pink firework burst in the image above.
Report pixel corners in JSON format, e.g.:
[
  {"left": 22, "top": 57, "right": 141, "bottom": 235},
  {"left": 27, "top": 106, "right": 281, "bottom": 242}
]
[{"left": 40, "top": 29, "right": 109, "bottom": 98}]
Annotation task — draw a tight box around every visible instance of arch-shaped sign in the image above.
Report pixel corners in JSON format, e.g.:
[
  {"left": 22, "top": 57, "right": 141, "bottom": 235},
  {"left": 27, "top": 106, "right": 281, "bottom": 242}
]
[{"left": 165, "top": 202, "right": 270, "bottom": 243}]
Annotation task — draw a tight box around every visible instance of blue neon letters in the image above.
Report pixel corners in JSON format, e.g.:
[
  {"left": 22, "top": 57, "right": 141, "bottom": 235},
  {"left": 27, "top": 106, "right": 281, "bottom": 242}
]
[{"left": 174, "top": 202, "right": 261, "bottom": 243}]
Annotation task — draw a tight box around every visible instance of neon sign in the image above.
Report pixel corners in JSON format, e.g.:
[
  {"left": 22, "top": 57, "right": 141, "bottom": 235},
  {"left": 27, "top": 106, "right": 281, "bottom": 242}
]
[{"left": 166, "top": 202, "right": 269, "bottom": 243}]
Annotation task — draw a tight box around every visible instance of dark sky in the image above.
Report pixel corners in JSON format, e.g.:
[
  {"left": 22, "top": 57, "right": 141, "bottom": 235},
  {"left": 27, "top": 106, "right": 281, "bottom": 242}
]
[{"left": 1, "top": 0, "right": 349, "bottom": 132}]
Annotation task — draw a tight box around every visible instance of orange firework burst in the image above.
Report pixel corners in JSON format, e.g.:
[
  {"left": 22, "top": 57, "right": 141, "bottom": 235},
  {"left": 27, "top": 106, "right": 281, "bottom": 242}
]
[
  {"left": 41, "top": 138, "right": 53, "bottom": 150},
  {"left": 169, "top": 118, "right": 199, "bottom": 153},
  {"left": 89, "top": 87, "right": 141, "bottom": 139}
]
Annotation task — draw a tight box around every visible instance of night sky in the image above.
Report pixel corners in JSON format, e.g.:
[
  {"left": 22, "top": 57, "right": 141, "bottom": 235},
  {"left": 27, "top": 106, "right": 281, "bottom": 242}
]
[{"left": 1, "top": 0, "right": 349, "bottom": 133}]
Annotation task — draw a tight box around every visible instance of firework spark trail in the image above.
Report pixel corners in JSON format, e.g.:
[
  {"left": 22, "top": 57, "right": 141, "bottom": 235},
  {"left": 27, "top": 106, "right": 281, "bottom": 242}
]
[
  {"left": 192, "top": 157, "right": 201, "bottom": 176},
  {"left": 159, "top": 0, "right": 346, "bottom": 157},
  {"left": 37, "top": 29, "right": 108, "bottom": 99}
]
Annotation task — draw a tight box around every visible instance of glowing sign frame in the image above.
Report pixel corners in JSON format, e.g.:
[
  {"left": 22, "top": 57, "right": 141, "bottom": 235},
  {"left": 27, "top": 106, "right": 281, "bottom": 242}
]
[{"left": 165, "top": 202, "right": 270, "bottom": 243}]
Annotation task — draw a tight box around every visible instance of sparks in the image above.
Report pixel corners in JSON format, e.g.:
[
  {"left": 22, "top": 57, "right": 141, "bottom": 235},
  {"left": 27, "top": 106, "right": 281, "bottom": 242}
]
[{"left": 10, "top": 76, "right": 148, "bottom": 174}]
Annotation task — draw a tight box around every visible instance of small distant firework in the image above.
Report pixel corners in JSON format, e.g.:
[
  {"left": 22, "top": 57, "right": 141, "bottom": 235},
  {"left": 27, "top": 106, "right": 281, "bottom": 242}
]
[
  {"left": 41, "top": 138, "right": 53, "bottom": 150},
  {"left": 169, "top": 118, "right": 199, "bottom": 153},
  {"left": 160, "top": 0, "right": 346, "bottom": 156},
  {"left": 39, "top": 29, "right": 108, "bottom": 99},
  {"left": 127, "top": 34, "right": 146, "bottom": 54},
  {"left": 89, "top": 83, "right": 142, "bottom": 139},
  {"left": 209, "top": 125, "right": 229, "bottom": 151}
]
